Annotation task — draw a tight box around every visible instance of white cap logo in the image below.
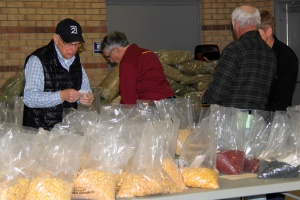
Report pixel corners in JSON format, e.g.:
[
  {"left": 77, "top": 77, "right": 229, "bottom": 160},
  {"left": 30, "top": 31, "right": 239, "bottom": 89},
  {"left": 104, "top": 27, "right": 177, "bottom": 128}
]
[{"left": 70, "top": 25, "right": 78, "bottom": 34}]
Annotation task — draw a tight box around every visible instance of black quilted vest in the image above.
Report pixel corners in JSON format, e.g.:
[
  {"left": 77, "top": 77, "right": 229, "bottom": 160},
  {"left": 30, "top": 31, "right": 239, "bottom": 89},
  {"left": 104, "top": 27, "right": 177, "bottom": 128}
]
[{"left": 23, "top": 40, "right": 82, "bottom": 130}]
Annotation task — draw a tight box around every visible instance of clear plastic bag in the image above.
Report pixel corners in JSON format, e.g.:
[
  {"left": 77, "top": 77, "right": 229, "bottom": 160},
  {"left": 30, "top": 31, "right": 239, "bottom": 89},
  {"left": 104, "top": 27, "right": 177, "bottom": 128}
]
[
  {"left": 0, "top": 126, "right": 38, "bottom": 200},
  {"left": 25, "top": 130, "right": 85, "bottom": 200},
  {"left": 55, "top": 108, "right": 99, "bottom": 136},
  {"left": 117, "top": 120, "right": 178, "bottom": 198},
  {"left": 179, "top": 116, "right": 219, "bottom": 189},
  {"left": 151, "top": 97, "right": 195, "bottom": 156},
  {"left": 258, "top": 110, "right": 300, "bottom": 178},
  {"left": 72, "top": 121, "right": 135, "bottom": 200},
  {"left": 244, "top": 110, "right": 274, "bottom": 173},
  {"left": 161, "top": 117, "right": 186, "bottom": 193},
  {"left": 99, "top": 104, "right": 142, "bottom": 123},
  {"left": 210, "top": 105, "right": 247, "bottom": 175},
  {"left": 78, "top": 88, "right": 101, "bottom": 117}
]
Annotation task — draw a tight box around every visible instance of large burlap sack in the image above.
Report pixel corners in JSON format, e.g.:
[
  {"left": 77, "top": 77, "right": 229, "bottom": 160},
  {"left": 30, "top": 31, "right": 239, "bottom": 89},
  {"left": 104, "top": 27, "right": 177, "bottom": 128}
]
[
  {"left": 0, "top": 71, "right": 25, "bottom": 97},
  {"left": 195, "top": 81, "right": 210, "bottom": 91},
  {"left": 98, "top": 66, "right": 119, "bottom": 102},
  {"left": 161, "top": 63, "right": 184, "bottom": 82},
  {"left": 177, "top": 60, "right": 215, "bottom": 76},
  {"left": 180, "top": 74, "right": 213, "bottom": 85},
  {"left": 157, "top": 50, "right": 194, "bottom": 65},
  {"left": 166, "top": 78, "right": 194, "bottom": 97}
]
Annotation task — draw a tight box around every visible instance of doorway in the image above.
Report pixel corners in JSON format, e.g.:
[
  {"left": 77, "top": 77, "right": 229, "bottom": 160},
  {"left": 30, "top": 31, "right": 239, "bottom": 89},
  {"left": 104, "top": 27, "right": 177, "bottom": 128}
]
[{"left": 106, "top": 0, "right": 201, "bottom": 52}]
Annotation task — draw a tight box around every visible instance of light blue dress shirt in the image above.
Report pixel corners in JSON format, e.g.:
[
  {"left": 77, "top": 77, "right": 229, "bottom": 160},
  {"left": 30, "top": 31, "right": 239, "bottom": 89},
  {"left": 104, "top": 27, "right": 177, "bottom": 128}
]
[{"left": 23, "top": 44, "right": 91, "bottom": 108}]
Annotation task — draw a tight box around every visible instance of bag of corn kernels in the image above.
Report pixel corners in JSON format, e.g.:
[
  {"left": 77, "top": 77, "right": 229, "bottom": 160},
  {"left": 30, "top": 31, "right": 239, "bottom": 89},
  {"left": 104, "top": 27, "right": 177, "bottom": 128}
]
[
  {"left": 25, "top": 129, "right": 85, "bottom": 200},
  {"left": 117, "top": 119, "right": 179, "bottom": 198},
  {"left": 72, "top": 121, "right": 135, "bottom": 200},
  {"left": 161, "top": 117, "right": 187, "bottom": 193},
  {"left": 179, "top": 116, "right": 219, "bottom": 189},
  {"left": 0, "top": 125, "right": 38, "bottom": 200},
  {"left": 142, "top": 98, "right": 195, "bottom": 156}
]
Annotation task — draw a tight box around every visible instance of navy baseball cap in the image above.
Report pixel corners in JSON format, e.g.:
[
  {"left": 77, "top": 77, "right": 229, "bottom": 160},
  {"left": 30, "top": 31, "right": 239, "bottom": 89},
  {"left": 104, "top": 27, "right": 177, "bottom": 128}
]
[{"left": 55, "top": 18, "right": 85, "bottom": 43}]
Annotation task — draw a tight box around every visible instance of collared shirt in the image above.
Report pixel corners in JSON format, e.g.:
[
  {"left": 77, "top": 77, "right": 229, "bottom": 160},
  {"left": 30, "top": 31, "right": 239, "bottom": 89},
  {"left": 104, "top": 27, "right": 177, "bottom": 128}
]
[
  {"left": 119, "top": 44, "right": 174, "bottom": 104},
  {"left": 23, "top": 44, "right": 91, "bottom": 108},
  {"left": 202, "top": 31, "right": 277, "bottom": 110}
]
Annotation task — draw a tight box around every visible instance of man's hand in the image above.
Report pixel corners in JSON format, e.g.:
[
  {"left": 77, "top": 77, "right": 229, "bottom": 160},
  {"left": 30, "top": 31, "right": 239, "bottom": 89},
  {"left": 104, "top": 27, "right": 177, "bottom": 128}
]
[
  {"left": 79, "top": 92, "right": 94, "bottom": 106},
  {"left": 60, "top": 89, "right": 84, "bottom": 103}
]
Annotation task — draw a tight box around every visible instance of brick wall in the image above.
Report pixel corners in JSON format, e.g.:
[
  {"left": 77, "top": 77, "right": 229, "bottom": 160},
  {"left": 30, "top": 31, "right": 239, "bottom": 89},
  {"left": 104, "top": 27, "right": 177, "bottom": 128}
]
[
  {"left": 201, "top": 0, "right": 274, "bottom": 51},
  {"left": 0, "top": 0, "right": 108, "bottom": 88},
  {"left": 0, "top": 0, "right": 274, "bottom": 88}
]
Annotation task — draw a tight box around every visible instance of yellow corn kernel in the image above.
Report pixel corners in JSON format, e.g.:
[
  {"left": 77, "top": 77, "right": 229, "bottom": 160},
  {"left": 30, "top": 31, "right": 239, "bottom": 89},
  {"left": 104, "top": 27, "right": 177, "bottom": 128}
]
[
  {"left": 162, "top": 158, "right": 187, "bottom": 193},
  {"left": 117, "top": 171, "right": 168, "bottom": 198},
  {"left": 0, "top": 178, "right": 29, "bottom": 200},
  {"left": 72, "top": 168, "right": 118, "bottom": 200},
  {"left": 24, "top": 177, "right": 73, "bottom": 200},
  {"left": 116, "top": 171, "right": 127, "bottom": 192},
  {"left": 116, "top": 171, "right": 175, "bottom": 195},
  {"left": 181, "top": 167, "right": 219, "bottom": 189},
  {"left": 161, "top": 170, "right": 177, "bottom": 194},
  {"left": 176, "top": 129, "right": 191, "bottom": 155}
]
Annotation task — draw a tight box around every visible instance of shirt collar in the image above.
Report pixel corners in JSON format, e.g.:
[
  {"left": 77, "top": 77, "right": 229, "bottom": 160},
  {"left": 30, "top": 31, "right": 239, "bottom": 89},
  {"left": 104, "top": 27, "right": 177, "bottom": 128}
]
[{"left": 54, "top": 44, "right": 75, "bottom": 67}]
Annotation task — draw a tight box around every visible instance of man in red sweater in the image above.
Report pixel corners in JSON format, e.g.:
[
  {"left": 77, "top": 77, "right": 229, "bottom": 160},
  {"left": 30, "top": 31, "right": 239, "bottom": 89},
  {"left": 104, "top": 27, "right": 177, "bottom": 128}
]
[{"left": 101, "top": 31, "right": 175, "bottom": 104}]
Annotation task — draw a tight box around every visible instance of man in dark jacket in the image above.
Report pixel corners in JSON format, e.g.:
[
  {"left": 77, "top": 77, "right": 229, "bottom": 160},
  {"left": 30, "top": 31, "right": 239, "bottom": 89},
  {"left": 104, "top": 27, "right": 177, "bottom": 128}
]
[
  {"left": 23, "top": 18, "right": 94, "bottom": 130},
  {"left": 259, "top": 10, "right": 299, "bottom": 111}
]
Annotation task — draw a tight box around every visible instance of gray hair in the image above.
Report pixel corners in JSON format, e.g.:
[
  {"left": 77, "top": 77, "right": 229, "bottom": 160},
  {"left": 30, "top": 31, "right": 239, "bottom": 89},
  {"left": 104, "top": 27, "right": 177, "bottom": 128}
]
[
  {"left": 100, "top": 31, "right": 129, "bottom": 52},
  {"left": 232, "top": 6, "right": 261, "bottom": 28}
]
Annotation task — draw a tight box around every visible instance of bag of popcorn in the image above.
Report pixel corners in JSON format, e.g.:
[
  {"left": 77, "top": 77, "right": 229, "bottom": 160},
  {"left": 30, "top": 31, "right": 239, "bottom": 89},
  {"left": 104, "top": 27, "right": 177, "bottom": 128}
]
[
  {"left": 0, "top": 126, "right": 38, "bottom": 200},
  {"left": 72, "top": 121, "right": 135, "bottom": 200},
  {"left": 117, "top": 120, "right": 178, "bottom": 198},
  {"left": 179, "top": 116, "right": 220, "bottom": 189},
  {"left": 25, "top": 130, "right": 85, "bottom": 200}
]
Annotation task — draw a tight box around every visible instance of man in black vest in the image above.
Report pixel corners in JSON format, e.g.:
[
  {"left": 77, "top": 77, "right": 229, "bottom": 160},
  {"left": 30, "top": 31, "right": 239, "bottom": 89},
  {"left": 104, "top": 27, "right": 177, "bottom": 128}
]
[{"left": 23, "top": 18, "right": 94, "bottom": 130}]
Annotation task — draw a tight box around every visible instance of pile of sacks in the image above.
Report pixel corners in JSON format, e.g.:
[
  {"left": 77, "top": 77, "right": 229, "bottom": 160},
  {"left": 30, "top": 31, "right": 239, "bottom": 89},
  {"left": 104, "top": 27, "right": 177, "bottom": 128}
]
[
  {"left": 157, "top": 50, "right": 216, "bottom": 97},
  {"left": 95, "top": 49, "right": 217, "bottom": 104}
]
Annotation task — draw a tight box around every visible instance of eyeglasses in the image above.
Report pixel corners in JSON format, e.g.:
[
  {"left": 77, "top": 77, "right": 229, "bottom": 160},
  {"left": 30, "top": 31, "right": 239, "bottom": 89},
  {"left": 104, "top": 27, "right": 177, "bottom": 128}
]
[
  {"left": 57, "top": 35, "right": 83, "bottom": 48},
  {"left": 106, "top": 48, "right": 116, "bottom": 60}
]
